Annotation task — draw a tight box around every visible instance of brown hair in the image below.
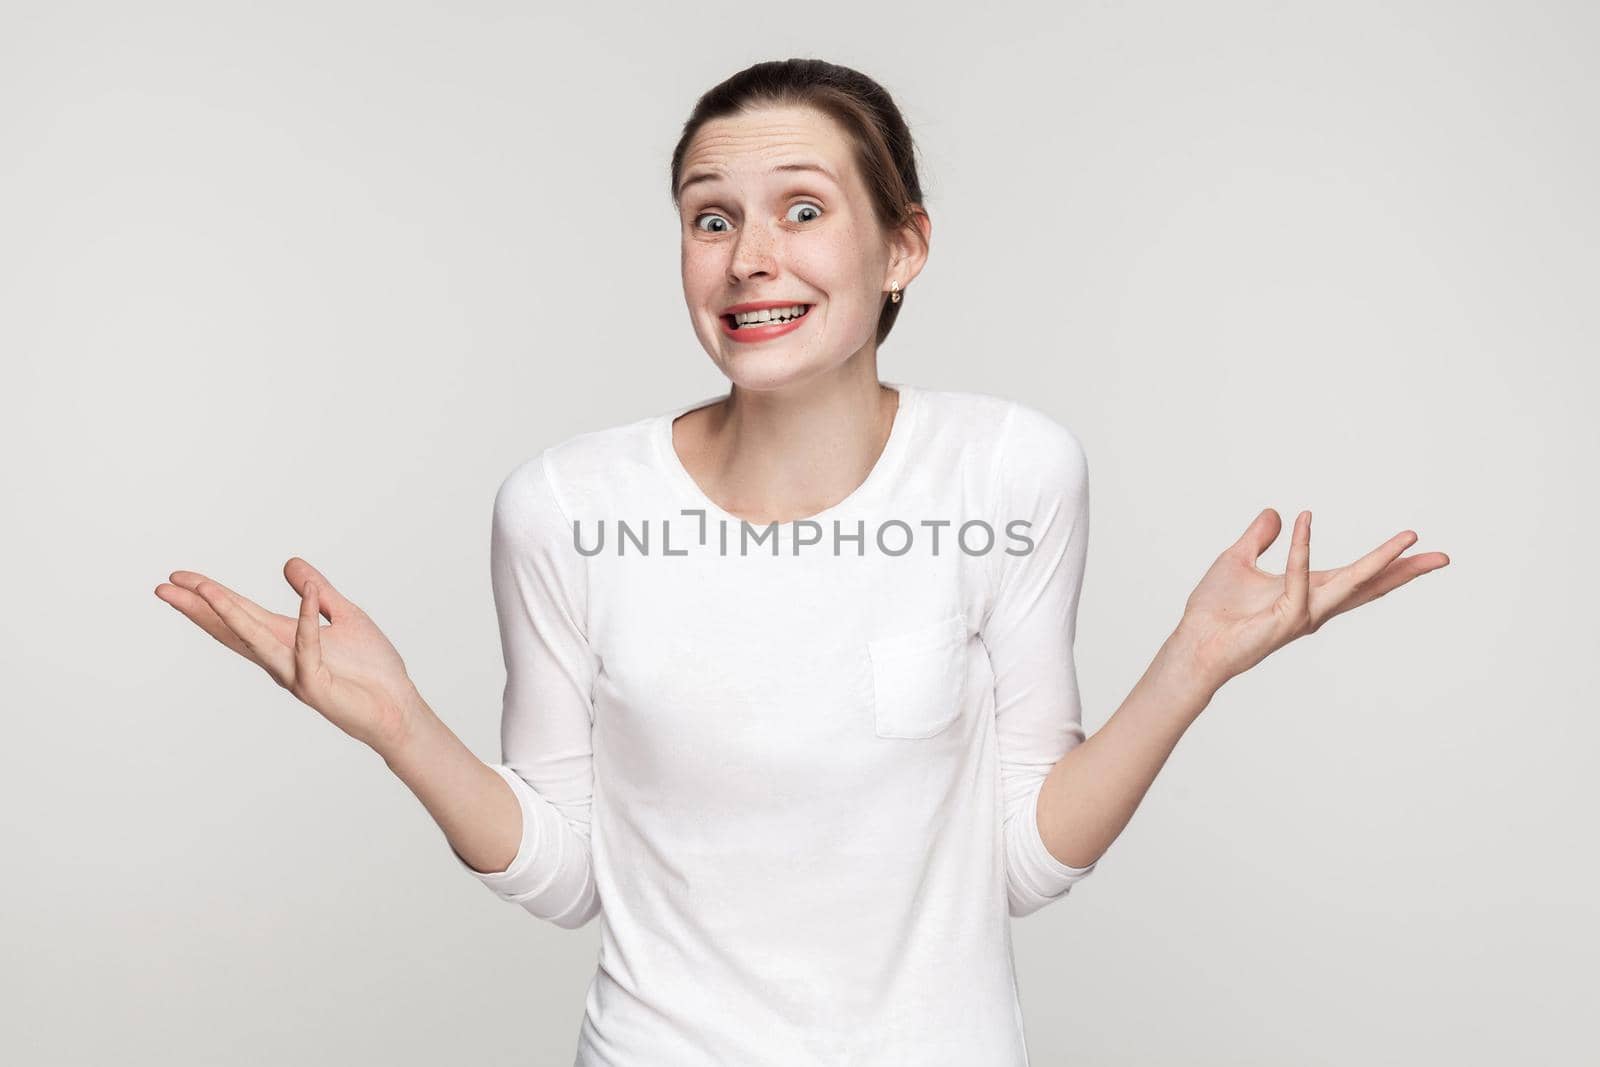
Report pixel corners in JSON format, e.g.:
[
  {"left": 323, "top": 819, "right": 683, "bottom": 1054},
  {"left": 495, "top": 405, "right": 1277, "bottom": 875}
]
[{"left": 669, "top": 59, "right": 929, "bottom": 347}]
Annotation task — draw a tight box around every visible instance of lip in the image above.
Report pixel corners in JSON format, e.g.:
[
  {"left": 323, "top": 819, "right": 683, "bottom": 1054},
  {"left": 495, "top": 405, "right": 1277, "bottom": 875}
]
[
  {"left": 719, "top": 301, "right": 815, "bottom": 343},
  {"left": 722, "top": 299, "right": 812, "bottom": 315}
]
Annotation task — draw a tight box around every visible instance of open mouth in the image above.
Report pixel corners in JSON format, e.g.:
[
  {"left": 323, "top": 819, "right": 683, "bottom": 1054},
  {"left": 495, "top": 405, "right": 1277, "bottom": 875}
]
[{"left": 723, "top": 304, "right": 813, "bottom": 331}]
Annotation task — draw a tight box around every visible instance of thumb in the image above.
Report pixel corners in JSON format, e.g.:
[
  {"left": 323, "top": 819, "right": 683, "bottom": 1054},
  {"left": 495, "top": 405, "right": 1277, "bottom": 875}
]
[{"left": 1231, "top": 507, "right": 1282, "bottom": 565}]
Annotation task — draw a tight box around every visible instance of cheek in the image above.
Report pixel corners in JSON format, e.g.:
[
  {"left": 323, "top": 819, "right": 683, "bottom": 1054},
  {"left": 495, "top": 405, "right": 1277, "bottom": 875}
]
[
  {"left": 790, "top": 235, "right": 865, "bottom": 291},
  {"left": 681, "top": 248, "right": 720, "bottom": 292}
]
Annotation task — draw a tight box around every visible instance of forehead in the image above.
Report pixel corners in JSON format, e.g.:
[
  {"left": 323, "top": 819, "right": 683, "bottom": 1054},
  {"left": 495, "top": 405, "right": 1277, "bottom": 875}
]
[{"left": 679, "top": 104, "right": 856, "bottom": 188}]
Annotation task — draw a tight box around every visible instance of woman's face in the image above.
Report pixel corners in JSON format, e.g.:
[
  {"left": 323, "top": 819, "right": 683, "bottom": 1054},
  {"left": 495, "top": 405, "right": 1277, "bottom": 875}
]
[{"left": 676, "top": 104, "right": 925, "bottom": 392}]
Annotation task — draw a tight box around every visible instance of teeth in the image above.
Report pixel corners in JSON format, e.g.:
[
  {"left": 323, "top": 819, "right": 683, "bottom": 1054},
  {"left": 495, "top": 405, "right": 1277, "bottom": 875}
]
[{"left": 732, "top": 304, "right": 809, "bottom": 326}]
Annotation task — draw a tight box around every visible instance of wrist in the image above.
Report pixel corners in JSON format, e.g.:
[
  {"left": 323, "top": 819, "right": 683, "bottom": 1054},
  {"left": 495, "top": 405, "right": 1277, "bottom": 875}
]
[
  {"left": 375, "top": 684, "right": 441, "bottom": 771},
  {"left": 1158, "top": 620, "right": 1228, "bottom": 707}
]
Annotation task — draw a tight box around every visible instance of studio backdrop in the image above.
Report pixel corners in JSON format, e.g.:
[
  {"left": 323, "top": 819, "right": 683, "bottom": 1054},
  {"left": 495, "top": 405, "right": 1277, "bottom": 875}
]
[{"left": 3, "top": 2, "right": 1593, "bottom": 1064}]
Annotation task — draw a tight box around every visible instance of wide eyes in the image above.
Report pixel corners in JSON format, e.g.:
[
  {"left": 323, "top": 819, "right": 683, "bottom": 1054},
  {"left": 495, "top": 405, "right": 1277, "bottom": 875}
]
[{"left": 693, "top": 201, "right": 823, "bottom": 232}]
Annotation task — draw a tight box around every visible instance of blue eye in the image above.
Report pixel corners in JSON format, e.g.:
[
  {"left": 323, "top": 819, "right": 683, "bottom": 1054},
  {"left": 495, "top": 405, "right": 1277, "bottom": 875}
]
[
  {"left": 694, "top": 213, "right": 730, "bottom": 233},
  {"left": 787, "top": 202, "right": 822, "bottom": 223}
]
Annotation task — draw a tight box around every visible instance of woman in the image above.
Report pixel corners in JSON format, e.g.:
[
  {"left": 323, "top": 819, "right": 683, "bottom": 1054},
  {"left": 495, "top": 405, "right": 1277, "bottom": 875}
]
[{"left": 155, "top": 59, "right": 1449, "bottom": 1065}]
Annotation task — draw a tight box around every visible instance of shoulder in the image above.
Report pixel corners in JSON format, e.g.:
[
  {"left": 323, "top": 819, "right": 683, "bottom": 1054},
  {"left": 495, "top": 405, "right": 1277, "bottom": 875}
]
[
  {"left": 495, "top": 409, "right": 660, "bottom": 525},
  {"left": 903, "top": 383, "right": 1013, "bottom": 445},
  {"left": 996, "top": 397, "right": 1089, "bottom": 494},
  {"left": 491, "top": 451, "right": 566, "bottom": 543},
  {"left": 913, "top": 386, "right": 1086, "bottom": 492},
  {"left": 910, "top": 385, "right": 1084, "bottom": 465}
]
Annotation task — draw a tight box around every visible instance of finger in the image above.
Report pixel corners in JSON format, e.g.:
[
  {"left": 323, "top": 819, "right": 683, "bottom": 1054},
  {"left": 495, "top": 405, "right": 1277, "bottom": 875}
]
[
  {"left": 1315, "top": 530, "right": 1419, "bottom": 611},
  {"left": 293, "top": 579, "right": 327, "bottom": 701},
  {"left": 283, "top": 558, "right": 358, "bottom": 623},
  {"left": 1230, "top": 507, "right": 1282, "bottom": 567},
  {"left": 156, "top": 581, "right": 262, "bottom": 663},
  {"left": 1320, "top": 549, "right": 1451, "bottom": 621},
  {"left": 169, "top": 571, "right": 296, "bottom": 645},
  {"left": 1283, "top": 510, "right": 1311, "bottom": 620},
  {"left": 194, "top": 578, "right": 295, "bottom": 685}
]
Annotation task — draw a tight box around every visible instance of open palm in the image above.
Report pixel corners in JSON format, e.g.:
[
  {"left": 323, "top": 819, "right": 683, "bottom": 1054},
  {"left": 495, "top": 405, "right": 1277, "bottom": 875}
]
[
  {"left": 155, "top": 557, "right": 418, "bottom": 754},
  {"left": 1179, "top": 508, "right": 1450, "bottom": 692}
]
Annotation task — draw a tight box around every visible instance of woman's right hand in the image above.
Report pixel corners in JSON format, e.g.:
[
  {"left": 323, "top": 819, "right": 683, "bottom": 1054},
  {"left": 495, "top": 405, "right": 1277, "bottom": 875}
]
[{"left": 156, "top": 558, "right": 422, "bottom": 757}]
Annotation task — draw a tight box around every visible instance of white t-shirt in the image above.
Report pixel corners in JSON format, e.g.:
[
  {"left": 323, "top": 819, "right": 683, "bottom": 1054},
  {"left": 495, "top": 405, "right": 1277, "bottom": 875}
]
[{"left": 454, "top": 381, "right": 1098, "bottom": 1065}]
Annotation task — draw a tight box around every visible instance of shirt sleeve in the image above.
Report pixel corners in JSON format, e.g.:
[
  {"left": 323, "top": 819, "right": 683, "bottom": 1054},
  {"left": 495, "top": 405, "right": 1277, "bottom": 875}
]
[
  {"left": 449, "top": 450, "right": 601, "bottom": 930},
  {"left": 982, "top": 402, "right": 1099, "bottom": 919}
]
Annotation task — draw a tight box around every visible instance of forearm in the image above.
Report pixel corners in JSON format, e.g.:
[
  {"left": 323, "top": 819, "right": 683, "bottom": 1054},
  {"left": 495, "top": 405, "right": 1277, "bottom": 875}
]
[
  {"left": 377, "top": 689, "right": 522, "bottom": 876},
  {"left": 1035, "top": 624, "right": 1220, "bottom": 869}
]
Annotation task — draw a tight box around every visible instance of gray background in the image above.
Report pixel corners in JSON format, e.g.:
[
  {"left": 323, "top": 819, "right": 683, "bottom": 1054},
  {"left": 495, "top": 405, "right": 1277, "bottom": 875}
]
[{"left": 3, "top": 1, "right": 1594, "bottom": 1064}]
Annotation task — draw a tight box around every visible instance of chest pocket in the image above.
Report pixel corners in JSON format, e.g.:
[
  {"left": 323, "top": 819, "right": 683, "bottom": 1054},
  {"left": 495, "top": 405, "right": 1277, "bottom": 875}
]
[{"left": 867, "top": 613, "right": 969, "bottom": 739}]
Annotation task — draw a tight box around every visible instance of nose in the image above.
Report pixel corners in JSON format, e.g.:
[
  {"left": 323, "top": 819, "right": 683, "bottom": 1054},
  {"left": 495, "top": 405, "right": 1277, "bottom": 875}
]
[{"left": 727, "top": 218, "right": 777, "bottom": 286}]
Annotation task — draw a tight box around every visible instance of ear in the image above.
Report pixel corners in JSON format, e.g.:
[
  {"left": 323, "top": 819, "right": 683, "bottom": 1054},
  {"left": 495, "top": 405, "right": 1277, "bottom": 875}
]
[{"left": 885, "top": 205, "right": 932, "bottom": 290}]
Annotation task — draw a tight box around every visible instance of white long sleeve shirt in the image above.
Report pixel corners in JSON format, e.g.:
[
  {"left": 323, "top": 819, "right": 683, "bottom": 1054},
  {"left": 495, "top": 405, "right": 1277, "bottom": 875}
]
[{"left": 453, "top": 381, "right": 1098, "bottom": 1065}]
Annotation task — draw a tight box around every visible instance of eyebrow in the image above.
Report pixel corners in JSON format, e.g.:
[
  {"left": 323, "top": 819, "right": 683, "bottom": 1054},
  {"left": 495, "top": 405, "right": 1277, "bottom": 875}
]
[{"left": 676, "top": 161, "right": 840, "bottom": 197}]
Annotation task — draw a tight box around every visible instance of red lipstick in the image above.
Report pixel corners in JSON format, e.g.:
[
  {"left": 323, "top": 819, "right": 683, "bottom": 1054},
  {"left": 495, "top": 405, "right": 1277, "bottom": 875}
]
[{"left": 719, "top": 301, "right": 814, "bottom": 343}]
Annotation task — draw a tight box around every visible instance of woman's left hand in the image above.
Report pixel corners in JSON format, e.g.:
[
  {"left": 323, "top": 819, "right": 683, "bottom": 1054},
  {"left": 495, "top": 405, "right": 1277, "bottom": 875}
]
[{"left": 1173, "top": 508, "right": 1450, "bottom": 694}]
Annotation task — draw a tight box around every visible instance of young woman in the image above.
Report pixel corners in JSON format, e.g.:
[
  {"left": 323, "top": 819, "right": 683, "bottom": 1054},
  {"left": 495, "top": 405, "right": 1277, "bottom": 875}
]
[{"left": 156, "top": 59, "right": 1449, "bottom": 1066}]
